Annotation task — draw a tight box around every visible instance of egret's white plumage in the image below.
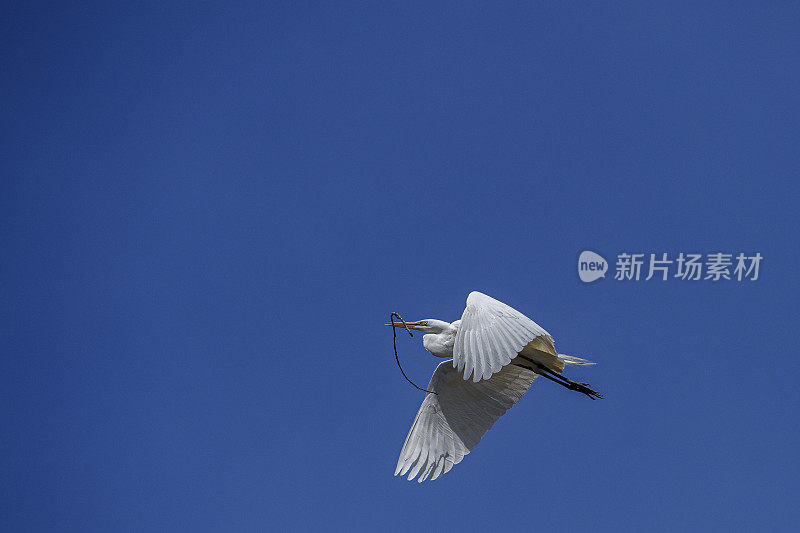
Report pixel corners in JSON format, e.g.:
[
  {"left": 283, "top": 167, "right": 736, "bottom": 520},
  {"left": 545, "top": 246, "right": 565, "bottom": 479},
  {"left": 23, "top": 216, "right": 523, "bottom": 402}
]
[
  {"left": 455, "top": 291, "right": 552, "bottom": 382},
  {"left": 387, "top": 291, "right": 599, "bottom": 482},
  {"left": 395, "top": 360, "right": 538, "bottom": 482}
]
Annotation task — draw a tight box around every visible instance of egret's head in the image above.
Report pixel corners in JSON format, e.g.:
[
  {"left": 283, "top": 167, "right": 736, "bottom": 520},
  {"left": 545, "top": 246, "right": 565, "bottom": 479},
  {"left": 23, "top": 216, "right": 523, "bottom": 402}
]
[{"left": 384, "top": 319, "right": 450, "bottom": 334}]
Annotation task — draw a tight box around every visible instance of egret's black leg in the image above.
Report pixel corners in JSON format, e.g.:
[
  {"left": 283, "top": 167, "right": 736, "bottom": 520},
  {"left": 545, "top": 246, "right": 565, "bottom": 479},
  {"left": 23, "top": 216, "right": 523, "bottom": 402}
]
[
  {"left": 514, "top": 356, "right": 603, "bottom": 400},
  {"left": 514, "top": 363, "right": 574, "bottom": 387}
]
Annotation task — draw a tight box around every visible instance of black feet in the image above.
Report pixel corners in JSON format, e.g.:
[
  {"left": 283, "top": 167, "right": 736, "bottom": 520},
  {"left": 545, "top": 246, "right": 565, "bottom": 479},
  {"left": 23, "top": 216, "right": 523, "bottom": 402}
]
[
  {"left": 566, "top": 380, "right": 603, "bottom": 400},
  {"left": 514, "top": 357, "right": 603, "bottom": 400}
]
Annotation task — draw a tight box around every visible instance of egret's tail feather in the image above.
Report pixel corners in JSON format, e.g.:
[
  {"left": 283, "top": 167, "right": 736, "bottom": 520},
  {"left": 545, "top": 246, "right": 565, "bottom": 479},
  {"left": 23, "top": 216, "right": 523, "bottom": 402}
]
[{"left": 558, "top": 354, "right": 596, "bottom": 365}]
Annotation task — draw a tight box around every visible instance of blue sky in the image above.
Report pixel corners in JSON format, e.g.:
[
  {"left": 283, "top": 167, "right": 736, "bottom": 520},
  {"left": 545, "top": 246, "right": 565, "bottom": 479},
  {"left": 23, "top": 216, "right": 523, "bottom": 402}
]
[{"left": 2, "top": 2, "right": 799, "bottom": 531}]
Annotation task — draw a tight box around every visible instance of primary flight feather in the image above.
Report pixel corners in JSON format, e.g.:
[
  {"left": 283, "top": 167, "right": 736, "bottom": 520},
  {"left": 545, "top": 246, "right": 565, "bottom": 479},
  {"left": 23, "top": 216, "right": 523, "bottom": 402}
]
[{"left": 386, "top": 291, "right": 600, "bottom": 482}]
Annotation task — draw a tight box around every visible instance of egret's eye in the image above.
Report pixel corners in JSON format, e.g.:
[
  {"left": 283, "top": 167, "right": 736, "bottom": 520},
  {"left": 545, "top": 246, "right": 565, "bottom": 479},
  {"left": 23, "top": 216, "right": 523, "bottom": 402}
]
[{"left": 421, "top": 320, "right": 428, "bottom": 326}]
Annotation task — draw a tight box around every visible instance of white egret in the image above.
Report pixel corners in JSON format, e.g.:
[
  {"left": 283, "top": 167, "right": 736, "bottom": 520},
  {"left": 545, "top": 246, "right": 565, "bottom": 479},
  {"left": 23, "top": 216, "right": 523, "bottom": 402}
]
[{"left": 386, "top": 291, "right": 600, "bottom": 482}]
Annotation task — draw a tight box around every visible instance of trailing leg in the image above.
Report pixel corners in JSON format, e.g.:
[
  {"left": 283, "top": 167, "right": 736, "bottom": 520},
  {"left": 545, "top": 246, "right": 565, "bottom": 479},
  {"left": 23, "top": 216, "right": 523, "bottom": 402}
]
[{"left": 514, "top": 356, "right": 603, "bottom": 400}]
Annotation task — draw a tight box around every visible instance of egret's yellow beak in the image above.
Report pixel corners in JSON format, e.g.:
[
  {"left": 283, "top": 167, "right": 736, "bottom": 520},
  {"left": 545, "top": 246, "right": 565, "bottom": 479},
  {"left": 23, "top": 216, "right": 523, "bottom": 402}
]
[{"left": 385, "top": 320, "right": 423, "bottom": 329}]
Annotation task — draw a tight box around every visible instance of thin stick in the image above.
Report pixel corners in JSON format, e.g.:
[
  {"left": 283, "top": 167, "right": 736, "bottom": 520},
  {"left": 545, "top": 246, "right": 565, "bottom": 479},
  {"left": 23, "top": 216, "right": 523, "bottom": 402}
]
[{"left": 390, "top": 312, "right": 437, "bottom": 395}]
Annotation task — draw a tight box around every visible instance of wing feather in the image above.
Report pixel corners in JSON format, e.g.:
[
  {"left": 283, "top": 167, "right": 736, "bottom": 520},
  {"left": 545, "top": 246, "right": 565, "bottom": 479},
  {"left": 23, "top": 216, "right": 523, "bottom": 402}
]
[
  {"left": 454, "top": 291, "right": 552, "bottom": 382},
  {"left": 394, "top": 360, "right": 538, "bottom": 482}
]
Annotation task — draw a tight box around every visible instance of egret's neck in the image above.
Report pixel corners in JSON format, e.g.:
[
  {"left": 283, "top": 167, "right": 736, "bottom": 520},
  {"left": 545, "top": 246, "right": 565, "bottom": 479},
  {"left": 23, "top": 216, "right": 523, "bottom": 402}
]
[{"left": 422, "top": 322, "right": 457, "bottom": 358}]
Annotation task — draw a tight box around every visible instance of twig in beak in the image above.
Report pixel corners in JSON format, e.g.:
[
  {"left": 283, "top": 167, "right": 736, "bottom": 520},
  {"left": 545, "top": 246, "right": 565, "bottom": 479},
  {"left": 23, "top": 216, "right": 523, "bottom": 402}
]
[
  {"left": 390, "top": 312, "right": 415, "bottom": 337},
  {"left": 390, "top": 312, "right": 436, "bottom": 395}
]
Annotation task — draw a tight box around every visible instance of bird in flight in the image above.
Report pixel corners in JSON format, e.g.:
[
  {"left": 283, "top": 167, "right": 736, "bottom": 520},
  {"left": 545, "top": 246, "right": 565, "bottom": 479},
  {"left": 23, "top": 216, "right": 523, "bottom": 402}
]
[{"left": 386, "top": 291, "right": 601, "bottom": 482}]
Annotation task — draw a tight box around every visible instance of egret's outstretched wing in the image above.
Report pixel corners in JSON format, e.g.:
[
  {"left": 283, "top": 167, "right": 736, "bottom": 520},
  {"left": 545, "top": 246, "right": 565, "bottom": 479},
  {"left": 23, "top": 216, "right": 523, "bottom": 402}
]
[
  {"left": 395, "top": 360, "right": 537, "bottom": 482},
  {"left": 454, "top": 291, "right": 552, "bottom": 382}
]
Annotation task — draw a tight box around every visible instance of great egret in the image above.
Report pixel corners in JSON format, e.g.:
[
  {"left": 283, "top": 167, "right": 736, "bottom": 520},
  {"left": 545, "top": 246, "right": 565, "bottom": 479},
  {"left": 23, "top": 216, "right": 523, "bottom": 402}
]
[{"left": 386, "top": 291, "right": 600, "bottom": 482}]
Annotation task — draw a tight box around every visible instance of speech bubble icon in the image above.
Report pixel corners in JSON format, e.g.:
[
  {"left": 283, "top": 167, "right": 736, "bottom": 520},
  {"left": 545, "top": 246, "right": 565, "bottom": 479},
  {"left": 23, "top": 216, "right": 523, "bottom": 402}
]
[{"left": 578, "top": 250, "right": 608, "bottom": 283}]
